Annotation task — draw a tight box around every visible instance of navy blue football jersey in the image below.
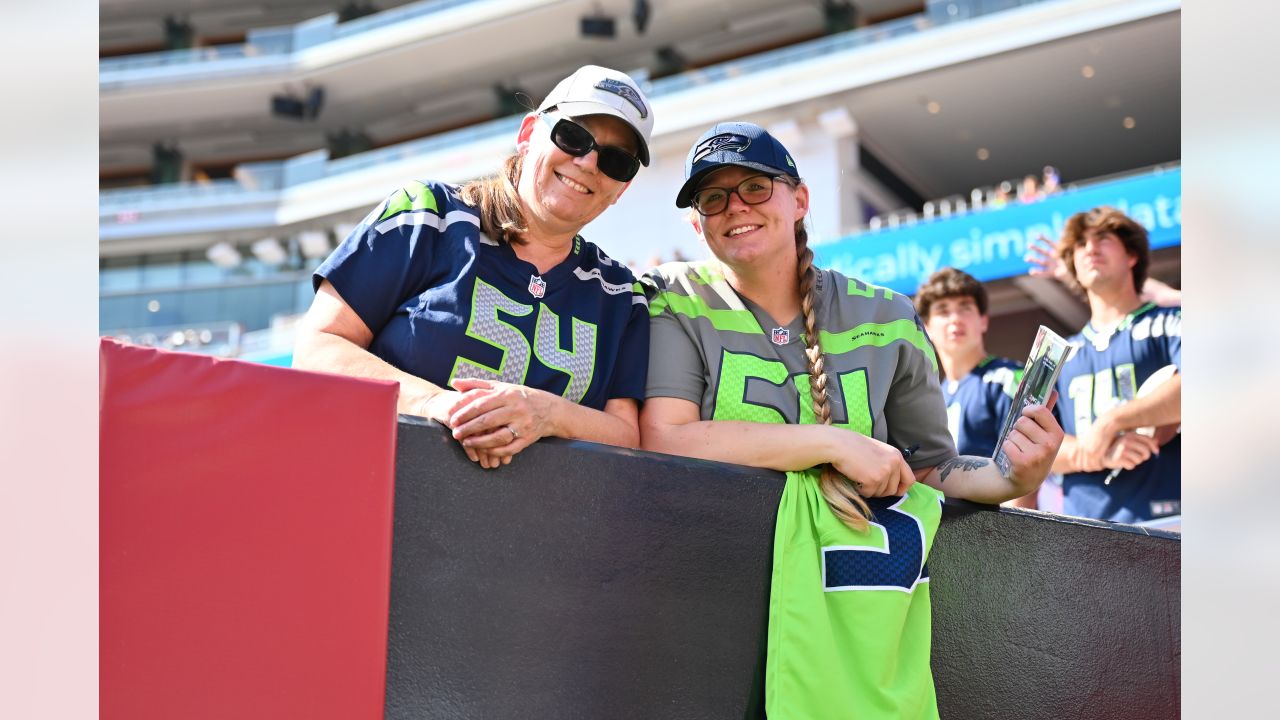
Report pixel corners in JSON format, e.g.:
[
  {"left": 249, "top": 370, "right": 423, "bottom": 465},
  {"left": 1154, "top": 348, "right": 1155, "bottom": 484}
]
[
  {"left": 1054, "top": 303, "right": 1181, "bottom": 522},
  {"left": 942, "top": 356, "right": 1023, "bottom": 457},
  {"left": 314, "top": 180, "right": 649, "bottom": 410}
]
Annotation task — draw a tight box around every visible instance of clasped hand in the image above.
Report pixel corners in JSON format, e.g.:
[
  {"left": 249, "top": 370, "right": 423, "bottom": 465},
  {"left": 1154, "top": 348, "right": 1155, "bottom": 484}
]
[
  {"left": 827, "top": 430, "right": 917, "bottom": 498},
  {"left": 419, "top": 378, "right": 553, "bottom": 469},
  {"left": 1075, "top": 412, "right": 1162, "bottom": 473}
]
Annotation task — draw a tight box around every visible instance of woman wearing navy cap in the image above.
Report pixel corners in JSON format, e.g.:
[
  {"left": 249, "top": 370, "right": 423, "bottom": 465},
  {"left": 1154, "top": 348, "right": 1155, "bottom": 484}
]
[
  {"left": 294, "top": 66, "right": 654, "bottom": 468},
  {"left": 640, "top": 122, "right": 1064, "bottom": 718}
]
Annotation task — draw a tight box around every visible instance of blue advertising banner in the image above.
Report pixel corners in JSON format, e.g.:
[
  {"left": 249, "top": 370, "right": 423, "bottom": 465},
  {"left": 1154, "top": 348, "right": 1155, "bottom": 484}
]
[{"left": 813, "top": 168, "right": 1181, "bottom": 295}]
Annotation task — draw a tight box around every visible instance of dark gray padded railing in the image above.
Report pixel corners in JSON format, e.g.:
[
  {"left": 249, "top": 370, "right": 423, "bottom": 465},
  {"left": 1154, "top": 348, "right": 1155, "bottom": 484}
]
[{"left": 387, "top": 418, "right": 1179, "bottom": 719}]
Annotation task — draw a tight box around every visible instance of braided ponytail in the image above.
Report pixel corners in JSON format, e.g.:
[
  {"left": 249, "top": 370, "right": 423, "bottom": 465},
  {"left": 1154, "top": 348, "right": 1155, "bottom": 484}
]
[{"left": 795, "top": 217, "right": 874, "bottom": 532}]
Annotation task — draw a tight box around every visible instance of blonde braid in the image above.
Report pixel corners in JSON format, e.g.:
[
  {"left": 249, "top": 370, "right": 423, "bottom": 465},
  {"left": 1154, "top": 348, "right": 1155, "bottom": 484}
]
[{"left": 795, "top": 220, "right": 873, "bottom": 532}]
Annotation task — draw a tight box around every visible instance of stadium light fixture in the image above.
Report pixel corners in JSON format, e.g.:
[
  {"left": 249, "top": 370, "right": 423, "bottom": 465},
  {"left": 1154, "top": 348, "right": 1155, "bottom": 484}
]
[
  {"left": 271, "top": 86, "right": 325, "bottom": 121},
  {"left": 581, "top": 14, "right": 617, "bottom": 38},
  {"left": 206, "top": 241, "right": 242, "bottom": 269},
  {"left": 251, "top": 238, "right": 288, "bottom": 265},
  {"left": 298, "top": 230, "right": 332, "bottom": 259}
]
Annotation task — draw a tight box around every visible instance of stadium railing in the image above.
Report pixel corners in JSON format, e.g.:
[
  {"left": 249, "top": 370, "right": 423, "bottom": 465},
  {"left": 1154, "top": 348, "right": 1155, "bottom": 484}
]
[
  {"left": 100, "top": 0, "right": 1056, "bottom": 219},
  {"left": 99, "top": 0, "right": 511, "bottom": 81},
  {"left": 868, "top": 161, "right": 1182, "bottom": 230}
]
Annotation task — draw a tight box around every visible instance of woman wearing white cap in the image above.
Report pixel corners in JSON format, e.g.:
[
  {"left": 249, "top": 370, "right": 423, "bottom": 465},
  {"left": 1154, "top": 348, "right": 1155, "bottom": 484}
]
[
  {"left": 295, "top": 66, "right": 654, "bottom": 467},
  {"left": 640, "top": 122, "right": 1064, "bottom": 718}
]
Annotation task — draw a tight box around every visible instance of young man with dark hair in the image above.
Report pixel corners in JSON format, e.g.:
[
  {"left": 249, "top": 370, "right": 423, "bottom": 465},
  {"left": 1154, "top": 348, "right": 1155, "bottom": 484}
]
[
  {"left": 915, "top": 268, "right": 1035, "bottom": 507},
  {"left": 1050, "top": 206, "right": 1181, "bottom": 522}
]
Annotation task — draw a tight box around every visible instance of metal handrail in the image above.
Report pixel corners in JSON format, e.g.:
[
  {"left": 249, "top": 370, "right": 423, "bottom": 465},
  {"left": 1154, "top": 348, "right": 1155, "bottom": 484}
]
[
  {"left": 325, "top": 116, "right": 522, "bottom": 177},
  {"left": 100, "top": 0, "right": 506, "bottom": 75},
  {"left": 864, "top": 161, "right": 1183, "bottom": 230},
  {"left": 100, "top": 43, "right": 272, "bottom": 73},
  {"left": 334, "top": 0, "right": 483, "bottom": 38},
  {"left": 99, "top": 0, "right": 1054, "bottom": 213}
]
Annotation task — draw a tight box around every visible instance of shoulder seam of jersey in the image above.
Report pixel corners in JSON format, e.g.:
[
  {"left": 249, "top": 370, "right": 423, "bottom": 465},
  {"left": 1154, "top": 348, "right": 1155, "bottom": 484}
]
[
  {"left": 648, "top": 289, "right": 762, "bottom": 332},
  {"left": 373, "top": 208, "right": 478, "bottom": 236}
]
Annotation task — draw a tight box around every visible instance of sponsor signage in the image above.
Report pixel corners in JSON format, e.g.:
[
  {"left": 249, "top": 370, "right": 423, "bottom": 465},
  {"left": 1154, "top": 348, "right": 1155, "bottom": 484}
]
[{"left": 813, "top": 168, "right": 1181, "bottom": 295}]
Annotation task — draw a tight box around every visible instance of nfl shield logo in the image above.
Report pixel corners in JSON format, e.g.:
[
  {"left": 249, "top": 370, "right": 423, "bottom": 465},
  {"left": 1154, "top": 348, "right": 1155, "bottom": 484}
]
[
  {"left": 771, "top": 327, "right": 790, "bottom": 346},
  {"left": 528, "top": 275, "right": 547, "bottom": 298}
]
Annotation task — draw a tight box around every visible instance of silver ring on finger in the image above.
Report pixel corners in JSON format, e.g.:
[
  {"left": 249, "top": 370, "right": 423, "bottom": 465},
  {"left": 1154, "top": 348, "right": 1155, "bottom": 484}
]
[{"left": 506, "top": 425, "right": 520, "bottom": 442}]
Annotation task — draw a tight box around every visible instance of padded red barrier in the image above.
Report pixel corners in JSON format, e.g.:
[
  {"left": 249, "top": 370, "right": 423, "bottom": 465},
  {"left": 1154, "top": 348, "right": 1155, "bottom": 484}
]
[{"left": 100, "top": 339, "right": 400, "bottom": 720}]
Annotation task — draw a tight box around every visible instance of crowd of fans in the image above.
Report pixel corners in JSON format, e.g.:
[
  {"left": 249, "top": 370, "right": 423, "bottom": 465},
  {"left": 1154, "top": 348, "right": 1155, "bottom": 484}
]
[
  {"left": 628, "top": 165, "right": 1181, "bottom": 525},
  {"left": 870, "top": 164, "right": 1065, "bottom": 230},
  {"left": 915, "top": 206, "right": 1180, "bottom": 523}
]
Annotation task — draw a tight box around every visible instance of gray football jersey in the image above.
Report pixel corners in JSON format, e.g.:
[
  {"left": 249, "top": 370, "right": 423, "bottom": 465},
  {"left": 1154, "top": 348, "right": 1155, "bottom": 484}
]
[{"left": 641, "top": 260, "right": 956, "bottom": 471}]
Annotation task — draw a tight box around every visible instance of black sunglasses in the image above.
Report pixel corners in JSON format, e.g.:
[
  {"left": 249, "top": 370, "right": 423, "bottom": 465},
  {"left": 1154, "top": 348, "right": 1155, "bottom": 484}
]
[{"left": 540, "top": 112, "right": 641, "bottom": 183}]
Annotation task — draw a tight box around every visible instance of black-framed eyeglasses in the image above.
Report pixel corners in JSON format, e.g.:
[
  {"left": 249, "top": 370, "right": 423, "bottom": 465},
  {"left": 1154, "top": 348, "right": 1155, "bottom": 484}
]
[
  {"left": 540, "top": 111, "right": 641, "bottom": 183},
  {"left": 690, "top": 174, "right": 789, "bottom": 216}
]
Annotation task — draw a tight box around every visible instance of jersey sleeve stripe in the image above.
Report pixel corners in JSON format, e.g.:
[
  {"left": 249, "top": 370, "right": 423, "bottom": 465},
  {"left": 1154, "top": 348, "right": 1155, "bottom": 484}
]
[
  {"left": 373, "top": 208, "right": 478, "bottom": 236},
  {"left": 647, "top": 290, "right": 763, "bottom": 333}
]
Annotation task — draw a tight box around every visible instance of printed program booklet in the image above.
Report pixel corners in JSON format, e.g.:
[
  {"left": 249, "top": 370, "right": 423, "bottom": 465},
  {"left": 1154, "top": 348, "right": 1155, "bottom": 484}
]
[{"left": 992, "top": 325, "right": 1075, "bottom": 475}]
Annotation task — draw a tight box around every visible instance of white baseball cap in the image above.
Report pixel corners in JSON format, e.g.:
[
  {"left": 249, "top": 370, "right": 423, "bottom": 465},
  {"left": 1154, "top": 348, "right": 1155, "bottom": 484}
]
[{"left": 537, "top": 65, "right": 654, "bottom": 166}]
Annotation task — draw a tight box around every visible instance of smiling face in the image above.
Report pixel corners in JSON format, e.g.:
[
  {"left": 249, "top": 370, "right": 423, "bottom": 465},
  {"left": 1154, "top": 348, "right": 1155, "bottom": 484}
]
[
  {"left": 1071, "top": 228, "right": 1138, "bottom": 292},
  {"left": 923, "top": 295, "right": 988, "bottom": 358},
  {"left": 514, "top": 112, "right": 637, "bottom": 238},
  {"left": 691, "top": 166, "right": 809, "bottom": 272}
]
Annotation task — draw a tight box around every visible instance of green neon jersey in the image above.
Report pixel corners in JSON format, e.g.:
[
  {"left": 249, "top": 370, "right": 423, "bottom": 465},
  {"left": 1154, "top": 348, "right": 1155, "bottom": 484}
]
[{"left": 768, "top": 473, "right": 944, "bottom": 720}]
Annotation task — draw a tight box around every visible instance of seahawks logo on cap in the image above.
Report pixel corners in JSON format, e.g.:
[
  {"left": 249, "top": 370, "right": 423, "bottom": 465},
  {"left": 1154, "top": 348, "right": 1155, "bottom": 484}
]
[
  {"left": 692, "top": 133, "right": 752, "bottom": 163},
  {"left": 595, "top": 79, "right": 648, "bottom": 119}
]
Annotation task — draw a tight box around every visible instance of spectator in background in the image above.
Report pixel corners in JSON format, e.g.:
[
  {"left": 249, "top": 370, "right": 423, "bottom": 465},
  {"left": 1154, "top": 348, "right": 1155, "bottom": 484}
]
[
  {"left": 1017, "top": 174, "right": 1040, "bottom": 203},
  {"left": 990, "top": 180, "right": 1013, "bottom": 209},
  {"left": 1049, "top": 207, "right": 1181, "bottom": 522},
  {"left": 1025, "top": 234, "right": 1182, "bottom": 307},
  {"left": 293, "top": 65, "right": 655, "bottom": 468},
  {"left": 915, "top": 268, "right": 1037, "bottom": 509},
  {"left": 1041, "top": 165, "right": 1061, "bottom": 196}
]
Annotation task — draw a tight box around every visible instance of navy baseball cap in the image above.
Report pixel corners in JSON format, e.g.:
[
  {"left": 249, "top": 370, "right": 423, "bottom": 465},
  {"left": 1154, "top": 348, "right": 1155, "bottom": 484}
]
[{"left": 675, "top": 122, "right": 801, "bottom": 208}]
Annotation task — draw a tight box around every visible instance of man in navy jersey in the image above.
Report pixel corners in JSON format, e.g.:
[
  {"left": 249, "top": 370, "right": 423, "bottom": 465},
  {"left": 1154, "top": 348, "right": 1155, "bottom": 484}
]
[
  {"left": 1050, "top": 207, "right": 1181, "bottom": 522},
  {"left": 915, "top": 268, "right": 1034, "bottom": 508}
]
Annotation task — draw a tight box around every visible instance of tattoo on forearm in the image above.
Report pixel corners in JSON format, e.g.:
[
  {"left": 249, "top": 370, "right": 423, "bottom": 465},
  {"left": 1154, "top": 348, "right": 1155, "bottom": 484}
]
[{"left": 936, "top": 456, "right": 989, "bottom": 483}]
